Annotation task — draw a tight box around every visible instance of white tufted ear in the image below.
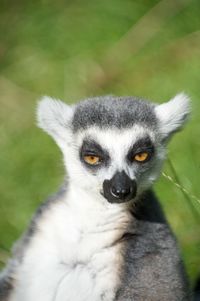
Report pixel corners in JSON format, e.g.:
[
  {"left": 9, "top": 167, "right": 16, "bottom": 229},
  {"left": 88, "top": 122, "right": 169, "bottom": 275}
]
[
  {"left": 37, "top": 96, "right": 75, "bottom": 149},
  {"left": 155, "top": 93, "right": 190, "bottom": 141}
]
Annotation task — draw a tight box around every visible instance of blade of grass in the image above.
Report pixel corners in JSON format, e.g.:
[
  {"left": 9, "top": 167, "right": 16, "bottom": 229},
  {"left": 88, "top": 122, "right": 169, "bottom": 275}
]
[{"left": 167, "top": 158, "right": 200, "bottom": 223}]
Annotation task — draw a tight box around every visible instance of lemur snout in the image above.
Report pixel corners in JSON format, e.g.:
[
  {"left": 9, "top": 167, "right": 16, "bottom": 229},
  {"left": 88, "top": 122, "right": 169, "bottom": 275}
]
[{"left": 103, "top": 171, "right": 137, "bottom": 203}]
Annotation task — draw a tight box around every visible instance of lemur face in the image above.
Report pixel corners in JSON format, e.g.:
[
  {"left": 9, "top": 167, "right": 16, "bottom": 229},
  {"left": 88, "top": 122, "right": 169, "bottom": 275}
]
[
  {"left": 37, "top": 94, "right": 190, "bottom": 204},
  {"left": 73, "top": 126, "right": 164, "bottom": 204}
]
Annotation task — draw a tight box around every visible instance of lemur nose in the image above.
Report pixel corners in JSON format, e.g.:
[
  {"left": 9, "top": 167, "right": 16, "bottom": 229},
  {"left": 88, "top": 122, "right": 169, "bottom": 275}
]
[
  {"left": 102, "top": 171, "right": 137, "bottom": 204},
  {"left": 110, "top": 186, "right": 131, "bottom": 199}
]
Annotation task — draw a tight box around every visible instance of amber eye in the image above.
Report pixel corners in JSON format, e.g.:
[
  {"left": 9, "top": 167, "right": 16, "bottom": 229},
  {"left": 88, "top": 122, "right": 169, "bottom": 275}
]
[
  {"left": 83, "top": 155, "right": 101, "bottom": 165},
  {"left": 134, "top": 152, "right": 149, "bottom": 162}
]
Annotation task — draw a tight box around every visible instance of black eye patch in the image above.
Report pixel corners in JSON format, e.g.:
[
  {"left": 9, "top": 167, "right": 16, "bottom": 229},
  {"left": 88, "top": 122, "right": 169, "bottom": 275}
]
[
  {"left": 80, "top": 139, "right": 110, "bottom": 169},
  {"left": 127, "top": 136, "right": 155, "bottom": 163}
]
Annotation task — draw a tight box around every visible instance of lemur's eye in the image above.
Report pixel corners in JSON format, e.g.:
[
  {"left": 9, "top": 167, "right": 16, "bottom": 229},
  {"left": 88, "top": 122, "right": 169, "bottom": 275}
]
[
  {"left": 83, "top": 155, "right": 101, "bottom": 165},
  {"left": 134, "top": 152, "right": 149, "bottom": 162}
]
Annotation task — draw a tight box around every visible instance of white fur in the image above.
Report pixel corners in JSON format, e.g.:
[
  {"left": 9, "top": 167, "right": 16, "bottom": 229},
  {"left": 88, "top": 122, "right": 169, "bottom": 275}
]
[
  {"left": 37, "top": 96, "right": 75, "bottom": 149},
  {"left": 10, "top": 186, "right": 132, "bottom": 301},
  {"left": 155, "top": 93, "right": 190, "bottom": 139}
]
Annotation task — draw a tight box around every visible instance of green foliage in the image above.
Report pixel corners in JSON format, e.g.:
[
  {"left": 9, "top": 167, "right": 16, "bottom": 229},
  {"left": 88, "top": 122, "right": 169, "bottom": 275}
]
[{"left": 0, "top": 0, "right": 199, "bottom": 285}]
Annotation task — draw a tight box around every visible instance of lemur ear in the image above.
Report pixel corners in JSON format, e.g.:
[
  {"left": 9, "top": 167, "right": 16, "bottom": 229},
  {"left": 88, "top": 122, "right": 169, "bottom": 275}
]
[
  {"left": 37, "top": 96, "right": 75, "bottom": 148},
  {"left": 155, "top": 93, "right": 190, "bottom": 141}
]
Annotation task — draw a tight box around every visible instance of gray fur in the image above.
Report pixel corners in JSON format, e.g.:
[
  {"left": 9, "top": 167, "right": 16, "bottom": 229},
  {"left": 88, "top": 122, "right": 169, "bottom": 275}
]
[
  {"left": 117, "top": 222, "right": 189, "bottom": 301},
  {"left": 0, "top": 271, "right": 13, "bottom": 301},
  {"left": 72, "top": 96, "right": 158, "bottom": 131},
  {"left": 116, "top": 191, "right": 190, "bottom": 301}
]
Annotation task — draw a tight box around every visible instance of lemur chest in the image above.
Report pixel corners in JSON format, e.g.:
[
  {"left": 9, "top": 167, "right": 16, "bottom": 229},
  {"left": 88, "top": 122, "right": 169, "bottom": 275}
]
[{"left": 13, "top": 203, "right": 129, "bottom": 301}]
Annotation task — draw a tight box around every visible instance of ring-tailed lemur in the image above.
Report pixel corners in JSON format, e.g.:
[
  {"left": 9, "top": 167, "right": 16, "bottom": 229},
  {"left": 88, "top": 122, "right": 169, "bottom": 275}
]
[{"left": 0, "top": 94, "right": 192, "bottom": 301}]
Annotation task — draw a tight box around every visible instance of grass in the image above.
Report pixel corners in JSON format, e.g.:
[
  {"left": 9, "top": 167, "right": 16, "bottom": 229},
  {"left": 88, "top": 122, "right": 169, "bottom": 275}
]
[{"left": 0, "top": 0, "right": 199, "bottom": 286}]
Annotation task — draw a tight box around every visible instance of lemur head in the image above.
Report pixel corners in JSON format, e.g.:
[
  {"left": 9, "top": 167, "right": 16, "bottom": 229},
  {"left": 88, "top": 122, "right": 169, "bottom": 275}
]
[{"left": 37, "top": 94, "right": 190, "bottom": 204}]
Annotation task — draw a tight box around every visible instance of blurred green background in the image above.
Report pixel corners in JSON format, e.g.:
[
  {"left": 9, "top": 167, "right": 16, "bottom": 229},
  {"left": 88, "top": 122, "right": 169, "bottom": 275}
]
[{"left": 0, "top": 0, "right": 199, "bottom": 287}]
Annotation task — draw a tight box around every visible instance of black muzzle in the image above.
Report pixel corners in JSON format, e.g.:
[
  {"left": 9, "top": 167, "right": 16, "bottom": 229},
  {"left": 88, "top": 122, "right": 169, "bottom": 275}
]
[{"left": 102, "top": 171, "right": 137, "bottom": 204}]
